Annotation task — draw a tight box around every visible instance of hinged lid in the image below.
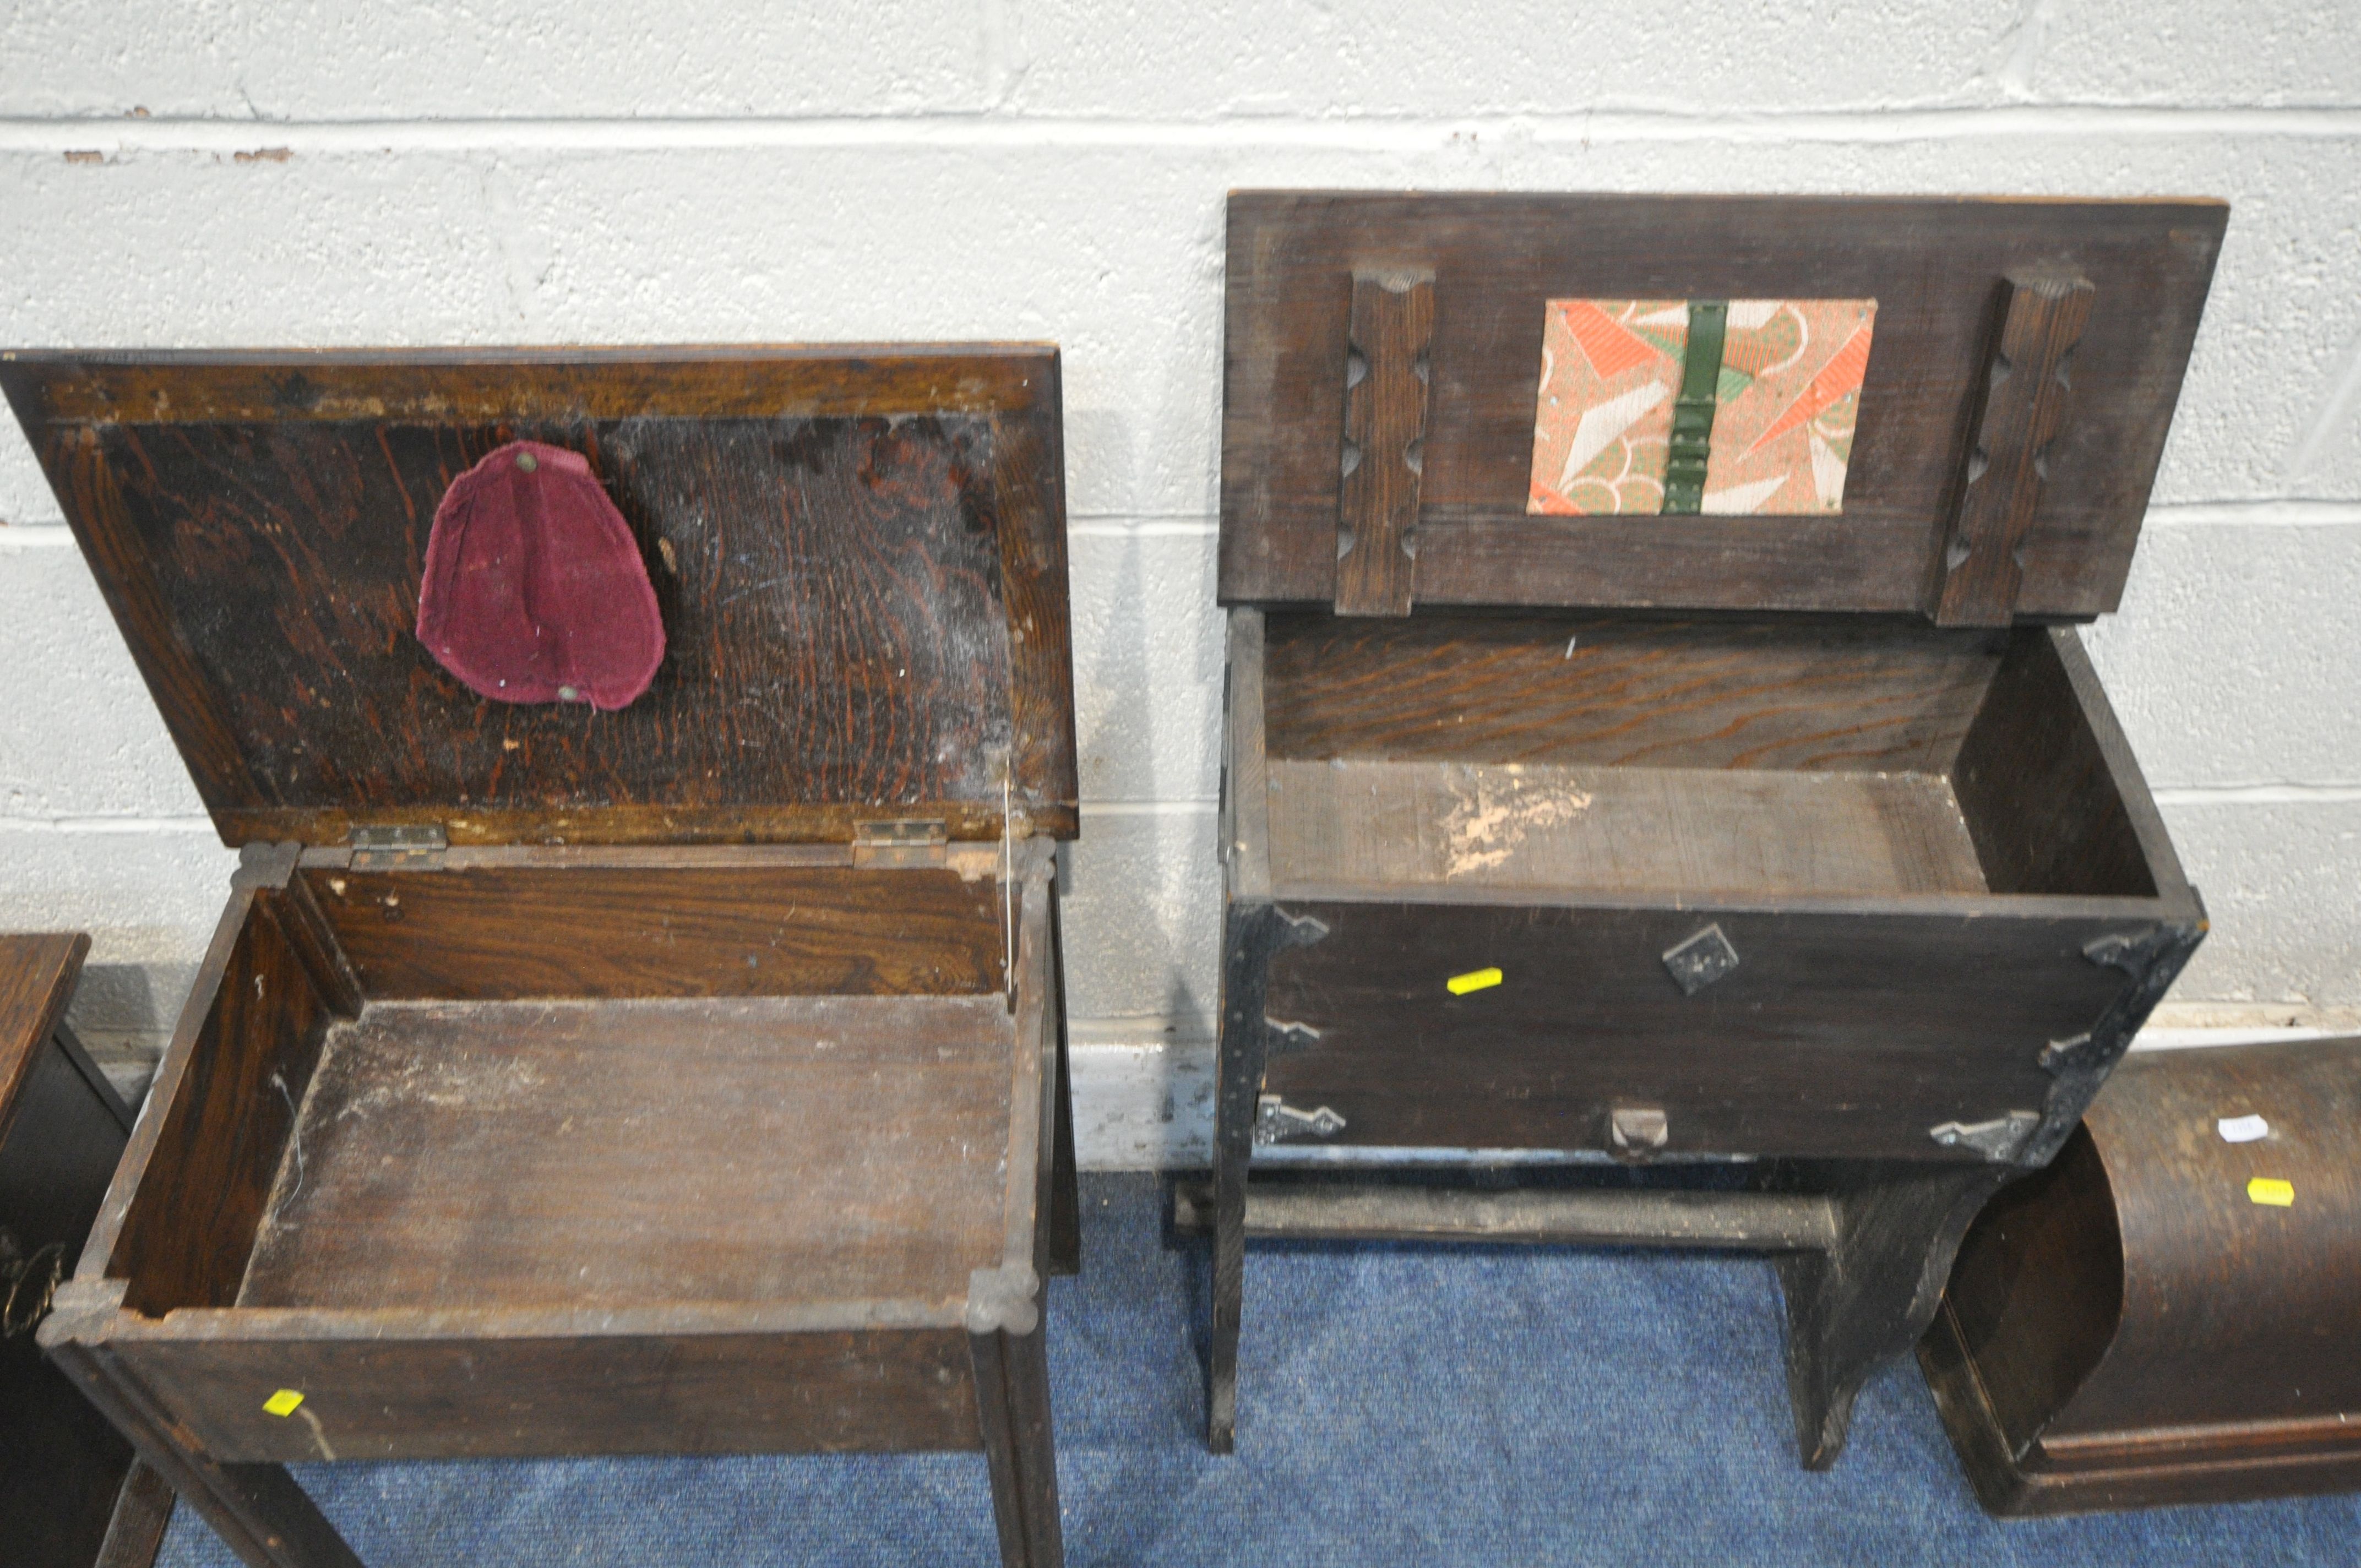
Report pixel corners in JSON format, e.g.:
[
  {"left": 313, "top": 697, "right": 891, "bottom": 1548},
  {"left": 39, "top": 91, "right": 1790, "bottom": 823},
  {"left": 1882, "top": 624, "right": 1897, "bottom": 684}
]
[
  {"left": 1220, "top": 193, "right": 2226, "bottom": 623},
  {"left": 0, "top": 348, "right": 1076, "bottom": 848}
]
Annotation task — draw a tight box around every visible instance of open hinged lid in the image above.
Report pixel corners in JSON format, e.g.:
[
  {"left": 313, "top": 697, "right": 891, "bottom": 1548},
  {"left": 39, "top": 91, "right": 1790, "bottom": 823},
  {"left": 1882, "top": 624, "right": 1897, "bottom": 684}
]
[
  {"left": 1220, "top": 192, "right": 2226, "bottom": 623},
  {"left": 0, "top": 348, "right": 1076, "bottom": 848}
]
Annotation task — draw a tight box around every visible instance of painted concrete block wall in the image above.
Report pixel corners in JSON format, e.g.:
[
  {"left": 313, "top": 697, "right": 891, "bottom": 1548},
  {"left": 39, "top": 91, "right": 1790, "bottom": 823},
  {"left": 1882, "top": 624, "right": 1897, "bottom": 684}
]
[{"left": 3, "top": 3, "right": 2357, "bottom": 1151}]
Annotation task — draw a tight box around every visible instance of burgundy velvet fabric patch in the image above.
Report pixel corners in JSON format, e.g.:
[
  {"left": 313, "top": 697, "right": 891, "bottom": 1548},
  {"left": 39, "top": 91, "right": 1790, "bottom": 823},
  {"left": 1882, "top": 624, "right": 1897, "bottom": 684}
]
[{"left": 416, "top": 441, "right": 665, "bottom": 711}]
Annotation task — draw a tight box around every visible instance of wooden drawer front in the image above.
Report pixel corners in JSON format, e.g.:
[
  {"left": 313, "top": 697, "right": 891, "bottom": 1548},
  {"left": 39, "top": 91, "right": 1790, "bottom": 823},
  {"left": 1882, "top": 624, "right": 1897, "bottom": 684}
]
[
  {"left": 119, "top": 1329, "right": 981, "bottom": 1463},
  {"left": 1256, "top": 901, "right": 2147, "bottom": 1162}
]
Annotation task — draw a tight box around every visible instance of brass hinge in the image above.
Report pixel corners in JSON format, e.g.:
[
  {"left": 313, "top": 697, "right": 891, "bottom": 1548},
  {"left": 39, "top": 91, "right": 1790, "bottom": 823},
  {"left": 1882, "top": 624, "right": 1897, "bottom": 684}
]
[
  {"left": 347, "top": 824, "right": 449, "bottom": 870},
  {"left": 852, "top": 819, "right": 948, "bottom": 869}
]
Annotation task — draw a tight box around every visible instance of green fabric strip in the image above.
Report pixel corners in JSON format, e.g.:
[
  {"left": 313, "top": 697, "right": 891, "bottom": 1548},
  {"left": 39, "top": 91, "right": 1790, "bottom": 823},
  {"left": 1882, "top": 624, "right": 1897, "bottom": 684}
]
[{"left": 1661, "top": 299, "right": 1727, "bottom": 515}]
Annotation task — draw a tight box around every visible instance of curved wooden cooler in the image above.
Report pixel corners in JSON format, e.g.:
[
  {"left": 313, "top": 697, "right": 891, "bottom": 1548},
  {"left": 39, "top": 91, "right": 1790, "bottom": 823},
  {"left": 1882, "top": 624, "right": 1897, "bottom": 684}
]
[
  {"left": 1190, "top": 192, "right": 2226, "bottom": 1466},
  {"left": 0, "top": 350, "right": 1082, "bottom": 1568},
  {"left": 1923, "top": 1037, "right": 2361, "bottom": 1514}
]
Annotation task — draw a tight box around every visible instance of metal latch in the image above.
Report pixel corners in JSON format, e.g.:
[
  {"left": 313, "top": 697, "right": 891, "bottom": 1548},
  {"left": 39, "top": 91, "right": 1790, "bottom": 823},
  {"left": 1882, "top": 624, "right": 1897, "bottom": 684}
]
[
  {"left": 348, "top": 824, "right": 448, "bottom": 870},
  {"left": 852, "top": 819, "right": 948, "bottom": 869}
]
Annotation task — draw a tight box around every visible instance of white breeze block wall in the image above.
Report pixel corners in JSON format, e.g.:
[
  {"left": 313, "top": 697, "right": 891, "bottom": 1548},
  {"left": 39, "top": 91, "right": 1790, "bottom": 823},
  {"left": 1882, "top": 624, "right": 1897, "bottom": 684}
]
[{"left": 3, "top": 2, "right": 2359, "bottom": 1158}]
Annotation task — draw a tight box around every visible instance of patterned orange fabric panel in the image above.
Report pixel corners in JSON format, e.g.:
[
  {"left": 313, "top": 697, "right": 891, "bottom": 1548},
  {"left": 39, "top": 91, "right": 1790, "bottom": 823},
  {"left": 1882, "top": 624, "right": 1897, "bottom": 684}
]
[{"left": 1528, "top": 299, "right": 1877, "bottom": 516}]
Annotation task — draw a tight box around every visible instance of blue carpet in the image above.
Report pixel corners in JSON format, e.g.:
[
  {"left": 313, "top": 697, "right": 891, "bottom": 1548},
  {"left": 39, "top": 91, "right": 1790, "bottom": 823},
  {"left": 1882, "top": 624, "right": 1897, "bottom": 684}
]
[{"left": 160, "top": 1173, "right": 2359, "bottom": 1566}]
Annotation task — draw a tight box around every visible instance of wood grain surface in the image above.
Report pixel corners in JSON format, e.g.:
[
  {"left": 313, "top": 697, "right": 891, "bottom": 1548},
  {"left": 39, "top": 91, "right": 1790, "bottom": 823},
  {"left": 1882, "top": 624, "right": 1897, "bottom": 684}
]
[
  {"left": 1265, "top": 759, "right": 1988, "bottom": 896},
  {"left": 108, "top": 895, "right": 336, "bottom": 1316},
  {"left": 119, "top": 1326, "right": 982, "bottom": 1462},
  {"left": 2061, "top": 1041, "right": 2361, "bottom": 1436},
  {"left": 1256, "top": 901, "right": 2148, "bottom": 1160},
  {"left": 237, "top": 995, "right": 1013, "bottom": 1313},
  {"left": 1220, "top": 193, "right": 2224, "bottom": 618},
  {"left": 1263, "top": 611, "right": 2007, "bottom": 775},
  {"left": 0, "top": 932, "right": 88, "bottom": 1128},
  {"left": 306, "top": 863, "right": 1007, "bottom": 1000},
  {"left": 1952, "top": 630, "right": 2163, "bottom": 900},
  {"left": 1925, "top": 1038, "right": 2361, "bottom": 1512},
  {"left": 1331, "top": 273, "right": 1434, "bottom": 617},
  {"left": 1932, "top": 274, "right": 2097, "bottom": 625},
  {"left": 0, "top": 349, "right": 1076, "bottom": 847}
]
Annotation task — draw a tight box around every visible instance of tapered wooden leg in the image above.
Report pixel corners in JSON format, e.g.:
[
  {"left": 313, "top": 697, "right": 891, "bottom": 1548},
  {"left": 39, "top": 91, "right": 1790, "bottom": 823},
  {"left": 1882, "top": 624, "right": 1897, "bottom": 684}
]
[
  {"left": 1206, "top": 1130, "right": 1248, "bottom": 1456},
  {"left": 49, "top": 1344, "right": 362, "bottom": 1568},
  {"left": 95, "top": 1458, "right": 176, "bottom": 1568},
  {"left": 1206, "top": 910, "right": 1266, "bottom": 1456},
  {"left": 971, "top": 1321, "right": 1063, "bottom": 1568},
  {"left": 1204, "top": 900, "right": 1325, "bottom": 1454},
  {"left": 1774, "top": 1165, "right": 2016, "bottom": 1469},
  {"left": 1046, "top": 883, "right": 1081, "bottom": 1278}
]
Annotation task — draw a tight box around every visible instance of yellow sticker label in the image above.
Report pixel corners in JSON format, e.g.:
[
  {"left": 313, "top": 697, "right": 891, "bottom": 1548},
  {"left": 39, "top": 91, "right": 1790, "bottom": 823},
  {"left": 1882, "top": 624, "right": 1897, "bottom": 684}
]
[
  {"left": 263, "top": 1389, "right": 305, "bottom": 1417},
  {"left": 1447, "top": 967, "right": 1503, "bottom": 996},
  {"left": 2248, "top": 1178, "right": 2295, "bottom": 1208}
]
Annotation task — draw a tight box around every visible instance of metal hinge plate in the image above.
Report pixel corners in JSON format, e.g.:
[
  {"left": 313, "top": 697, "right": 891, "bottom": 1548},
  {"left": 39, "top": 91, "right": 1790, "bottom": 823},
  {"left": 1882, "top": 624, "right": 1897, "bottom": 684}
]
[
  {"left": 1929, "top": 1110, "right": 2041, "bottom": 1163},
  {"left": 852, "top": 819, "right": 949, "bottom": 869},
  {"left": 1254, "top": 1095, "right": 1347, "bottom": 1147},
  {"left": 347, "top": 824, "right": 448, "bottom": 870}
]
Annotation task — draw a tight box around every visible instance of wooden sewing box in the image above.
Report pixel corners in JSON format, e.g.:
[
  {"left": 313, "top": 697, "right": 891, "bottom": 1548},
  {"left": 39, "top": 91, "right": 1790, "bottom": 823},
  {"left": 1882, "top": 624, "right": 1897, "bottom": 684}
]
[
  {"left": 0, "top": 934, "right": 168, "bottom": 1568},
  {"left": 1187, "top": 193, "right": 2226, "bottom": 1464},
  {"left": 1923, "top": 1036, "right": 2361, "bottom": 1513},
  {"left": 0, "top": 348, "right": 1082, "bottom": 1568}
]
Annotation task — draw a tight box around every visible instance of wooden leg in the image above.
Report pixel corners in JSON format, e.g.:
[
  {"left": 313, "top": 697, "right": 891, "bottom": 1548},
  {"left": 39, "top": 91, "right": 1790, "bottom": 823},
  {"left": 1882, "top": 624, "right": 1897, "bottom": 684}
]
[
  {"left": 971, "top": 1321, "right": 1063, "bottom": 1568},
  {"left": 1774, "top": 1164, "right": 2015, "bottom": 1469},
  {"left": 1203, "top": 900, "right": 1325, "bottom": 1454},
  {"left": 50, "top": 1344, "right": 362, "bottom": 1568},
  {"left": 1207, "top": 909, "right": 1265, "bottom": 1456},
  {"left": 1046, "top": 884, "right": 1081, "bottom": 1278},
  {"left": 94, "top": 1458, "right": 176, "bottom": 1568}
]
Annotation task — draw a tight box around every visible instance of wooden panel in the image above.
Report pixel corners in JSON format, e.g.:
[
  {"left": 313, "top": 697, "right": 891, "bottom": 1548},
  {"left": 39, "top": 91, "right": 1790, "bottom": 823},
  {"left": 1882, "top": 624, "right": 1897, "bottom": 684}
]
[
  {"left": 1220, "top": 193, "right": 2225, "bottom": 618},
  {"left": 1332, "top": 273, "right": 1434, "bottom": 617},
  {"left": 121, "top": 1328, "right": 981, "bottom": 1462},
  {"left": 236, "top": 995, "right": 1014, "bottom": 1313},
  {"left": 1932, "top": 274, "right": 2098, "bottom": 625},
  {"left": 0, "top": 933, "right": 88, "bottom": 1129},
  {"left": 106, "top": 893, "right": 336, "bottom": 1315},
  {"left": 306, "top": 864, "right": 1006, "bottom": 1000},
  {"left": 1262, "top": 612, "right": 2006, "bottom": 775},
  {"left": 1258, "top": 902, "right": 2145, "bottom": 1159},
  {"left": 1954, "top": 629, "right": 2164, "bottom": 900},
  {"left": 0, "top": 350, "right": 1076, "bottom": 846},
  {"left": 1930, "top": 1127, "right": 2126, "bottom": 1462},
  {"left": 1265, "top": 759, "right": 1988, "bottom": 897}
]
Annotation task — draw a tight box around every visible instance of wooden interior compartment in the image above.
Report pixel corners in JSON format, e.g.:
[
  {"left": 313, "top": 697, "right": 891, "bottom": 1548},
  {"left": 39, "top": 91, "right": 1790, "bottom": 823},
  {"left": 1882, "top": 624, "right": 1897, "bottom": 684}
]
[
  {"left": 101, "top": 858, "right": 1022, "bottom": 1322},
  {"left": 1258, "top": 610, "right": 2161, "bottom": 901}
]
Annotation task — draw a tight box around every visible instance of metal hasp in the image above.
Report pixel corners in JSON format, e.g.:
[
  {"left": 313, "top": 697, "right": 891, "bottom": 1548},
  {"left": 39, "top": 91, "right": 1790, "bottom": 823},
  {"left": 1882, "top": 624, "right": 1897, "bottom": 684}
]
[
  {"left": 1662, "top": 923, "right": 1741, "bottom": 995},
  {"left": 347, "top": 824, "right": 448, "bottom": 870},
  {"left": 1931, "top": 270, "right": 2097, "bottom": 625},
  {"left": 1332, "top": 270, "right": 1435, "bottom": 617}
]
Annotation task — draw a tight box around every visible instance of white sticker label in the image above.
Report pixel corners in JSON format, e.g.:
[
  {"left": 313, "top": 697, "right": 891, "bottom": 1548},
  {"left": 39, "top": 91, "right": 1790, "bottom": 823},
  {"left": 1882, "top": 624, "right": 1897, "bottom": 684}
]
[{"left": 2217, "top": 1114, "right": 2270, "bottom": 1144}]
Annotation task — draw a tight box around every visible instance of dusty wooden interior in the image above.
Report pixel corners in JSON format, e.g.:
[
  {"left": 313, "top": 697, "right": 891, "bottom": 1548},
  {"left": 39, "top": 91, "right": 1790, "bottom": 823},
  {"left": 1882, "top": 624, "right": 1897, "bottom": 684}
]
[
  {"left": 100, "top": 858, "right": 1026, "bottom": 1322},
  {"left": 1255, "top": 610, "right": 2161, "bottom": 901}
]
